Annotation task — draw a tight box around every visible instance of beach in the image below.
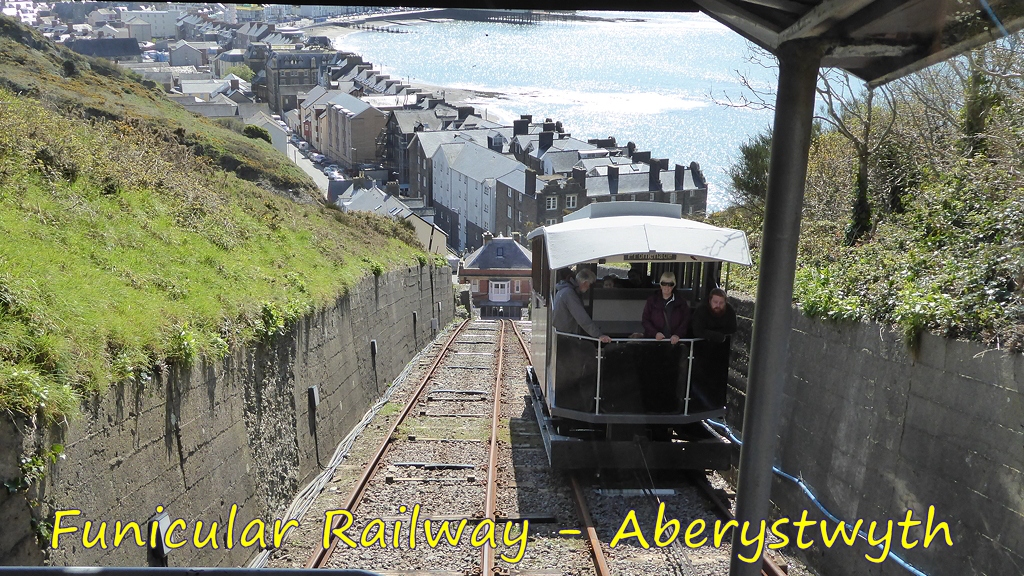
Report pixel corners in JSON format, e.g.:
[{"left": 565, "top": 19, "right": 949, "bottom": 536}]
[{"left": 305, "top": 20, "right": 509, "bottom": 116}]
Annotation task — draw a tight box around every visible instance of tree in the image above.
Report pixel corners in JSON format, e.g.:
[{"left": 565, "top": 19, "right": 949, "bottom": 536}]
[
  {"left": 727, "top": 127, "right": 772, "bottom": 218},
  {"left": 224, "top": 64, "right": 255, "bottom": 82},
  {"left": 717, "top": 46, "right": 898, "bottom": 244}
]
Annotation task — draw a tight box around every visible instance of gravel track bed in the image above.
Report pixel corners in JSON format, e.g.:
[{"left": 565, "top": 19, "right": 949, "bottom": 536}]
[{"left": 270, "top": 319, "right": 813, "bottom": 576}]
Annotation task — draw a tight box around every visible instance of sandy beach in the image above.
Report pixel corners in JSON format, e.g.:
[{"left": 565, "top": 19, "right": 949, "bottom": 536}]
[{"left": 305, "top": 20, "right": 512, "bottom": 120}]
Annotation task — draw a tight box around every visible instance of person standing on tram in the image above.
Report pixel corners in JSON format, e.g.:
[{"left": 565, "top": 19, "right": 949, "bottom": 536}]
[
  {"left": 552, "top": 268, "right": 612, "bottom": 344},
  {"left": 641, "top": 271, "right": 690, "bottom": 343}
]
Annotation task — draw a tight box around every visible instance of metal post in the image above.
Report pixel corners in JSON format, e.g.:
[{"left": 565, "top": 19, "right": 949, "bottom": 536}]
[
  {"left": 683, "top": 341, "right": 695, "bottom": 415},
  {"left": 594, "top": 340, "right": 603, "bottom": 414},
  {"left": 729, "top": 41, "right": 823, "bottom": 576}
]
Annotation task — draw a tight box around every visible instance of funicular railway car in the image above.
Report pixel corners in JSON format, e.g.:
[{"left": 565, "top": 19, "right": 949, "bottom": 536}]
[{"left": 526, "top": 202, "right": 752, "bottom": 470}]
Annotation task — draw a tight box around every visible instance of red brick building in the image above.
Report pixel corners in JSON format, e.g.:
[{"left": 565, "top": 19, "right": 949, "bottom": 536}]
[{"left": 459, "top": 233, "right": 532, "bottom": 318}]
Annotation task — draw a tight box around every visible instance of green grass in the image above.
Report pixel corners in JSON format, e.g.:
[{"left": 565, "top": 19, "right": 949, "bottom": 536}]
[{"left": 0, "top": 18, "right": 437, "bottom": 423}]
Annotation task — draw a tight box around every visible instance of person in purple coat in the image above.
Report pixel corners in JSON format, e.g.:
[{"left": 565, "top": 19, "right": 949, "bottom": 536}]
[{"left": 641, "top": 271, "right": 690, "bottom": 344}]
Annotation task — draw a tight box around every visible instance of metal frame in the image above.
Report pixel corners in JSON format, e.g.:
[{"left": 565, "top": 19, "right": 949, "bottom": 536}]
[
  {"left": 527, "top": 367, "right": 733, "bottom": 471},
  {"left": 549, "top": 330, "right": 711, "bottom": 422}
]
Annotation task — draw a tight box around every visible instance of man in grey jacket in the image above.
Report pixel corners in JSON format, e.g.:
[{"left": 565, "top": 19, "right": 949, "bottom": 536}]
[{"left": 552, "top": 268, "right": 611, "bottom": 344}]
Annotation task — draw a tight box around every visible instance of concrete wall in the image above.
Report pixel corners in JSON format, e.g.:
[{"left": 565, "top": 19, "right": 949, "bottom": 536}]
[
  {"left": 0, "top": 265, "right": 455, "bottom": 567},
  {"left": 728, "top": 295, "right": 1023, "bottom": 576}
]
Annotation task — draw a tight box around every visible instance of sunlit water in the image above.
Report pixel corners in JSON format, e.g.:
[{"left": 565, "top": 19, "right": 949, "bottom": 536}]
[{"left": 333, "top": 11, "right": 778, "bottom": 210}]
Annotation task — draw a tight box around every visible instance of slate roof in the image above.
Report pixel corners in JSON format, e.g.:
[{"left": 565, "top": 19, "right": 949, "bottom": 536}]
[
  {"left": 326, "top": 92, "right": 373, "bottom": 116},
  {"left": 449, "top": 142, "right": 524, "bottom": 184},
  {"left": 463, "top": 237, "right": 532, "bottom": 271},
  {"left": 544, "top": 150, "right": 581, "bottom": 174},
  {"left": 496, "top": 170, "right": 527, "bottom": 194}
]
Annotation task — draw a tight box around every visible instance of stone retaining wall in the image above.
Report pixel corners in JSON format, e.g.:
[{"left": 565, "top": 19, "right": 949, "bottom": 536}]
[
  {"left": 0, "top": 265, "right": 455, "bottom": 567},
  {"left": 728, "top": 295, "right": 1023, "bottom": 576}
]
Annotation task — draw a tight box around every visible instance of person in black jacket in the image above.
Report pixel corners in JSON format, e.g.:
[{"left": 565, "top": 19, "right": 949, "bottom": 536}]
[
  {"left": 690, "top": 287, "right": 737, "bottom": 409},
  {"left": 641, "top": 271, "right": 690, "bottom": 343},
  {"left": 638, "top": 271, "right": 690, "bottom": 412}
]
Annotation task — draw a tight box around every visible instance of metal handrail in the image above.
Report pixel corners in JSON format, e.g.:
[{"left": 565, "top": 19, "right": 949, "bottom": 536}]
[{"left": 552, "top": 330, "right": 704, "bottom": 415}]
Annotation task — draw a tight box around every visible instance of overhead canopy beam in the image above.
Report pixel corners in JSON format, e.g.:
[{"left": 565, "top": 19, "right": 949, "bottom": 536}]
[
  {"left": 777, "top": 0, "right": 875, "bottom": 43},
  {"left": 736, "top": 0, "right": 812, "bottom": 15},
  {"left": 868, "top": 15, "right": 1024, "bottom": 87},
  {"left": 693, "top": 0, "right": 785, "bottom": 49}
]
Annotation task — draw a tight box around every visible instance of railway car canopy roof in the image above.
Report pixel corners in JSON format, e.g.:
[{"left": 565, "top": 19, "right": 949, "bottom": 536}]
[{"left": 526, "top": 202, "right": 752, "bottom": 269}]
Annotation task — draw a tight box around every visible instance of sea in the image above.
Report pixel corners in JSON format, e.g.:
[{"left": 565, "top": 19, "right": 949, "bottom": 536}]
[{"left": 331, "top": 11, "right": 778, "bottom": 211}]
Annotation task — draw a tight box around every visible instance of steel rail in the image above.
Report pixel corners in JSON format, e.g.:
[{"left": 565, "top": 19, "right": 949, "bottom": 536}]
[
  {"left": 307, "top": 318, "right": 470, "bottom": 569},
  {"left": 480, "top": 320, "right": 507, "bottom": 575},
  {"left": 688, "top": 472, "right": 788, "bottom": 576},
  {"left": 509, "top": 322, "right": 612, "bottom": 576}
]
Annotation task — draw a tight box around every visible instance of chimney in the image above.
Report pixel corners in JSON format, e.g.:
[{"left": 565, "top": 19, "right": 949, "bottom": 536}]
[
  {"left": 542, "top": 121, "right": 555, "bottom": 132},
  {"left": 555, "top": 121, "right": 563, "bottom": 133},
  {"left": 513, "top": 119, "right": 529, "bottom": 136},
  {"left": 674, "top": 164, "right": 686, "bottom": 191},
  {"left": 520, "top": 114, "right": 532, "bottom": 123},
  {"left": 526, "top": 168, "right": 537, "bottom": 196},
  {"left": 230, "top": 78, "right": 239, "bottom": 91},
  {"left": 483, "top": 231, "right": 493, "bottom": 245},
  {"left": 608, "top": 165, "right": 619, "bottom": 195},
  {"left": 512, "top": 231, "right": 521, "bottom": 243},
  {"left": 632, "top": 150, "right": 651, "bottom": 164},
  {"left": 386, "top": 181, "right": 399, "bottom": 196},
  {"left": 658, "top": 158, "right": 669, "bottom": 171},
  {"left": 457, "top": 105, "right": 474, "bottom": 120},
  {"left": 648, "top": 160, "right": 662, "bottom": 192},
  {"left": 572, "top": 167, "right": 587, "bottom": 187},
  {"left": 539, "top": 131, "right": 554, "bottom": 150},
  {"left": 690, "top": 161, "right": 707, "bottom": 189},
  {"left": 626, "top": 141, "right": 636, "bottom": 157}
]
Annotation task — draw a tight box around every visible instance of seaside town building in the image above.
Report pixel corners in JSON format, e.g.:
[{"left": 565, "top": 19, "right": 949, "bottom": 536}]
[
  {"left": 459, "top": 233, "right": 533, "bottom": 319},
  {"left": 23, "top": 4, "right": 710, "bottom": 256}
]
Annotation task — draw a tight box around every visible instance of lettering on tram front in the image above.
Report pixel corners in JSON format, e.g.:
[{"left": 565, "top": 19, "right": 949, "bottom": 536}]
[{"left": 623, "top": 252, "right": 678, "bottom": 261}]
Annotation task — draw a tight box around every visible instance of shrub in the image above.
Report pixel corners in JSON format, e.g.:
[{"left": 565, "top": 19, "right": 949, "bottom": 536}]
[{"left": 242, "top": 124, "right": 272, "bottom": 144}]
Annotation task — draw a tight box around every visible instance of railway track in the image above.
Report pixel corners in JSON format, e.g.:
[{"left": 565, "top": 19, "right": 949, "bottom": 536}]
[{"left": 274, "top": 318, "right": 802, "bottom": 575}]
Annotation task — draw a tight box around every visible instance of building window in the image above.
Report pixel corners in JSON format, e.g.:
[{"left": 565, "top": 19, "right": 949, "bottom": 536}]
[
  {"left": 496, "top": 247, "right": 504, "bottom": 257},
  {"left": 507, "top": 205, "right": 512, "bottom": 218},
  {"left": 545, "top": 196, "right": 557, "bottom": 210},
  {"left": 489, "top": 281, "right": 510, "bottom": 302},
  {"left": 514, "top": 280, "right": 521, "bottom": 293},
  {"left": 546, "top": 218, "right": 557, "bottom": 226},
  {"left": 508, "top": 188, "right": 512, "bottom": 198},
  {"left": 518, "top": 211, "right": 522, "bottom": 222},
  {"left": 471, "top": 279, "right": 479, "bottom": 292},
  {"left": 566, "top": 194, "right": 577, "bottom": 209}
]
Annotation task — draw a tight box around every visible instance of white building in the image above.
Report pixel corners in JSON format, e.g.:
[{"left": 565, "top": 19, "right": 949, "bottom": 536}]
[
  {"left": 431, "top": 141, "right": 525, "bottom": 252},
  {"left": 120, "top": 9, "right": 183, "bottom": 39}
]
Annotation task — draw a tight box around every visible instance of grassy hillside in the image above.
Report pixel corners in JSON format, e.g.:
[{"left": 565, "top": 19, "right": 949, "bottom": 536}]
[{"left": 0, "top": 18, "right": 431, "bottom": 422}]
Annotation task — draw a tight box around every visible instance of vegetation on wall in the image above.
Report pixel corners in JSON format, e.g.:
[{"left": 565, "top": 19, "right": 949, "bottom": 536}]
[
  {"left": 716, "top": 40, "right": 1024, "bottom": 350},
  {"left": 717, "top": 39, "right": 1024, "bottom": 351}
]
